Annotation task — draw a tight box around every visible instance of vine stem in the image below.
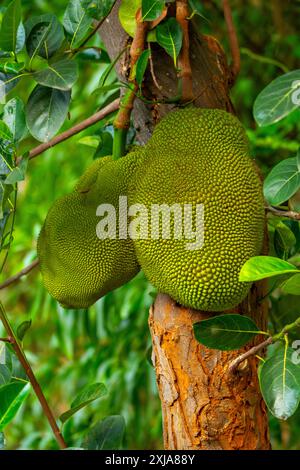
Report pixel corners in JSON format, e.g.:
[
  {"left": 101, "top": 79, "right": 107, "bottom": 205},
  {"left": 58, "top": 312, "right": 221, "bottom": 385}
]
[
  {"left": 0, "top": 301, "right": 67, "bottom": 449},
  {"left": 229, "top": 316, "right": 300, "bottom": 374},
  {"left": 176, "top": 0, "right": 194, "bottom": 102}
]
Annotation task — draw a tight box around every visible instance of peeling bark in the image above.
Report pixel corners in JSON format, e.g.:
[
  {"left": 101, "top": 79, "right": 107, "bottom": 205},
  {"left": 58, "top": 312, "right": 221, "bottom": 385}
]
[{"left": 100, "top": 0, "right": 270, "bottom": 450}]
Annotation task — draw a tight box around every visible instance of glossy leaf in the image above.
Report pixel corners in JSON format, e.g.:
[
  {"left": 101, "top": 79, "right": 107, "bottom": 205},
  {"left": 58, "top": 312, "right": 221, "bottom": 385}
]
[
  {"left": 94, "top": 132, "right": 113, "bottom": 158},
  {"left": 0, "top": 122, "right": 13, "bottom": 142},
  {"left": 281, "top": 273, "right": 300, "bottom": 295},
  {"left": 34, "top": 59, "right": 78, "bottom": 91},
  {"left": 264, "top": 157, "right": 300, "bottom": 206},
  {"left": 3, "top": 98, "right": 27, "bottom": 142},
  {"left": 0, "top": 72, "right": 20, "bottom": 101},
  {"left": 274, "top": 221, "right": 297, "bottom": 260},
  {"left": 0, "top": 380, "right": 30, "bottom": 431},
  {"left": 135, "top": 49, "right": 150, "bottom": 87},
  {"left": 63, "top": 0, "right": 93, "bottom": 49},
  {"left": 0, "top": 365, "right": 11, "bottom": 386},
  {"left": 193, "top": 314, "right": 261, "bottom": 351},
  {"left": 156, "top": 18, "right": 183, "bottom": 66},
  {"left": 60, "top": 382, "right": 107, "bottom": 423},
  {"left": 25, "top": 14, "right": 64, "bottom": 60},
  {"left": 0, "top": 0, "right": 21, "bottom": 53},
  {"left": 83, "top": 415, "right": 125, "bottom": 450},
  {"left": 239, "top": 256, "right": 298, "bottom": 281},
  {"left": 254, "top": 70, "right": 300, "bottom": 126},
  {"left": 4, "top": 154, "right": 28, "bottom": 184},
  {"left": 86, "top": 0, "right": 116, "bottom": 21},
  {"left": 26, "top": 85, "right": 71, "bottom": 142},
  {"left": 188, "top": 0, "right": 208, "bottom": 20},
  {"left": 119, "top": 0, "right": 156, "bottom": 41},
  {"left": 142, "top": 0, "right": 165, "bottom": 21},
  {"left": 259, "top": 344, "right": 300, "bottom": 420},
  {"left": 17, "top": 320, "right": 32, "bottom": 342}
]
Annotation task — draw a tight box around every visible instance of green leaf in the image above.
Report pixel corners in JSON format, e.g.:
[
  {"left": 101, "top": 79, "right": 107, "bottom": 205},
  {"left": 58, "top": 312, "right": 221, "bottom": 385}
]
[
  {"left": 259, "top": 343, "right": 300, "bottom": 420},
  {"left": 78, "top": 135, "right": 100, "bottom": 148},
  {"left": 16, "top": 22, "right": 25, "bottom": 53},
  {"left": 0, "top": 0, "right": 21, "bottom": 53},
  {"left": 3, "top": 98, "right": 27, "bottom": 142},
  {"left": 26, "top": 85, "right": 71, "bottom": 142},
  {"left": 94, "top": 131, "right": 113, "bottom": 158},
  {"left": 188, "top": 0, "right": 208, "bottom": 20},
  {"left": 0, "top": 61, "right": 24, "bottom": 74},
  {"left": 119, "top": 0, "right": 156, "bottom": 41},
  {"left": 0, "top": 122, "right": 13, "bottom": 142},
  {"left": 16, "top": 320, "right": 32, "bottom": 342},
  {"left": 156, "top": 18, "right": 183, "bottom": 67},
  {"left": 0, "top": 365, "right": 11, "bottom": 386},
  {"left": 281, "top": 273, "right": 300, "bottom": 295},
  {"left": 239, "top": 256, "right": 298, "bottom": 281},
  {"left": 135, "top": 49, "right": 150, "bottom": 87},
  {"left": 4, "top": 154, "right": 28, "bottom": 184},
  {"left": 264, "top": 157, "right": 300, "bottom": 206},
  {"left": 34, "top": 59, "right": 78, "bottom": 91},
  {"left": 254, "top": 70, "right": 300, "bottom": 126},
  {"left": 83, "top": 415, "right": 125, "bottom": 450},
  {"left": 254, "top": 258, "right": 299, "bottom": 283},
  {"left": 0, "top": 72, "right": 20, "bottom": 100},
  {"left": 193, "top": 314, "right": 261, "bottom": 351},
  {"left": 86, "top": 0, "right": 116, "bottom": 21},
  {"left": 0, "top": 380, "right": 30, "bottom": 431},
  {"left": 274, "top": 221, "right": 297, "bottom": 260},
  {"left": 63, "top": 0, "right": 93, "bottom": 49},
  {"left": 25, "top": 15, "right": 64, "bottom": 60},
  {"left": 60, "top": 382, "right": 107, "bottom": 423},
  {"left": 142, "top": 0, "right": 165, "bottom": 21}
]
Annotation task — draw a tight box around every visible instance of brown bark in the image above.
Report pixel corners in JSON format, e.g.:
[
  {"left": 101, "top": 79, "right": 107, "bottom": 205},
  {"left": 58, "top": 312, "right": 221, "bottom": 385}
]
[{"left": 100, "top": 0, "right": 270, "bottom": 450}]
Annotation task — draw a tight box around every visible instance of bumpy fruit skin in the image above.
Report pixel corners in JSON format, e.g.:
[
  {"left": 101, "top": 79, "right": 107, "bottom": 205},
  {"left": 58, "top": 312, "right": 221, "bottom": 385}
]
[
  {"left": 129, "top": 108, "right": 265, "bottom": 311},
  {"left": 38, "top": 149, "right": 144, "bottom": 309}
]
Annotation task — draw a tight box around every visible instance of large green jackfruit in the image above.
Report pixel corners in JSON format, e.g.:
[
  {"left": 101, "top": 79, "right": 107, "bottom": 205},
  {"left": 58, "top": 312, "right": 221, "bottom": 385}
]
[
  {"left": 129, "top": 108, "right": 265, "bottom": 311},
  {"left": 38, "top": 148, "right": 144, "bottom": 309}
]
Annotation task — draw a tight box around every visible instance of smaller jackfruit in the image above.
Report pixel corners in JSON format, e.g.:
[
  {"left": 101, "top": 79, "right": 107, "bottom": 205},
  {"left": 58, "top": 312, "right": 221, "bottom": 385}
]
[{"left": 38, "top": 148, "right": 145, "bottom": 309}]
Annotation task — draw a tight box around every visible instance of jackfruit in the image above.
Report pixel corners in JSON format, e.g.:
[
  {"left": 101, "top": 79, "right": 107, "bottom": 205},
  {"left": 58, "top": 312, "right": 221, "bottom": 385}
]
[
  {"left": 129, "top": 108, "right": 265, "bottom": 311},
  {"left": 38, "top": 148, "right": 145, "bottom": 309}
]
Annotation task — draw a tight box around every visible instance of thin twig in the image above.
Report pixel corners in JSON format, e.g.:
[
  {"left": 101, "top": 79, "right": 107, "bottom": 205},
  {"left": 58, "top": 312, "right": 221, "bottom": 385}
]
[
  {"left": 148, "top": 43, "right": 162, "bottom": 91},
  {"left": 0, "top": 336, "right": 13, "bottom": 343},
  {"left": 176, "top": 0, "right": 194, "bottom": 102},
  {"left": 266, "top": 206, "right": 300, "bottom": 221},
  {"left": 222, "top": 0, "right": 240, "bottom": 83},
  {"left": 0, "top": 301, "right": 67, "bottom": 449},
  {"left": 0, "top": 260, "right": 39, "bottom": 291},
  {"left": 16, "top": 99, "right": 120, "bottom": 165},
  {"left": 228, "top": 337, "right": 273, "bottom": 374}
]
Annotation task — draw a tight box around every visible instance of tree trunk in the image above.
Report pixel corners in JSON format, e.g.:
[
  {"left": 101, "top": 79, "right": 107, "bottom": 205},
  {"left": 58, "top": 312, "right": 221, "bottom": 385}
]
[{"left": 100, "top": 0, "right": 271, "bottom": 450}]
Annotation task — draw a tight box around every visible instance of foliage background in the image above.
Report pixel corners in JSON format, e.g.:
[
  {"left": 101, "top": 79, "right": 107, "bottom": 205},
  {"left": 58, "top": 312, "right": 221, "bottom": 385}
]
[{"left": 0, "top": 0, "right": 300, "bottom": 449}]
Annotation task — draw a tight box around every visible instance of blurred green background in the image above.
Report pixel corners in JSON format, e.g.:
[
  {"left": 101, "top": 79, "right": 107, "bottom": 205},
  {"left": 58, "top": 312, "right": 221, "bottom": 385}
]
[{"left": 1, "top": 0, "right": 300, "bottom": 450}]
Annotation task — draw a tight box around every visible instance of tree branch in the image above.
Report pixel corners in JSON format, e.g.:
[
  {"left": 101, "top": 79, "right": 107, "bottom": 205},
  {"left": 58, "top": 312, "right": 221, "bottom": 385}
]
[
  {"left": 222, "top": 0, "right": 240, "bottom": 83},
  {"left": 0, "top": 260, "right": 39, "bottom": 290},
  {"left": 266, "top": 205, "right": 300, "bottom": 221},
  {"left": 228, "top": 337, "right": 273, "bottom": 374},
  {"left": 176, "top": 0, "right": 194, "bottom": 102},
  {"left": 0, "top": 301, "right": 67, "bottom": 449},
  {"left": 229, "top": 316, "right": 300, "bottom": 374},
  {"left": 16, "top": 99, "right": 120, "bottom": 165}
]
